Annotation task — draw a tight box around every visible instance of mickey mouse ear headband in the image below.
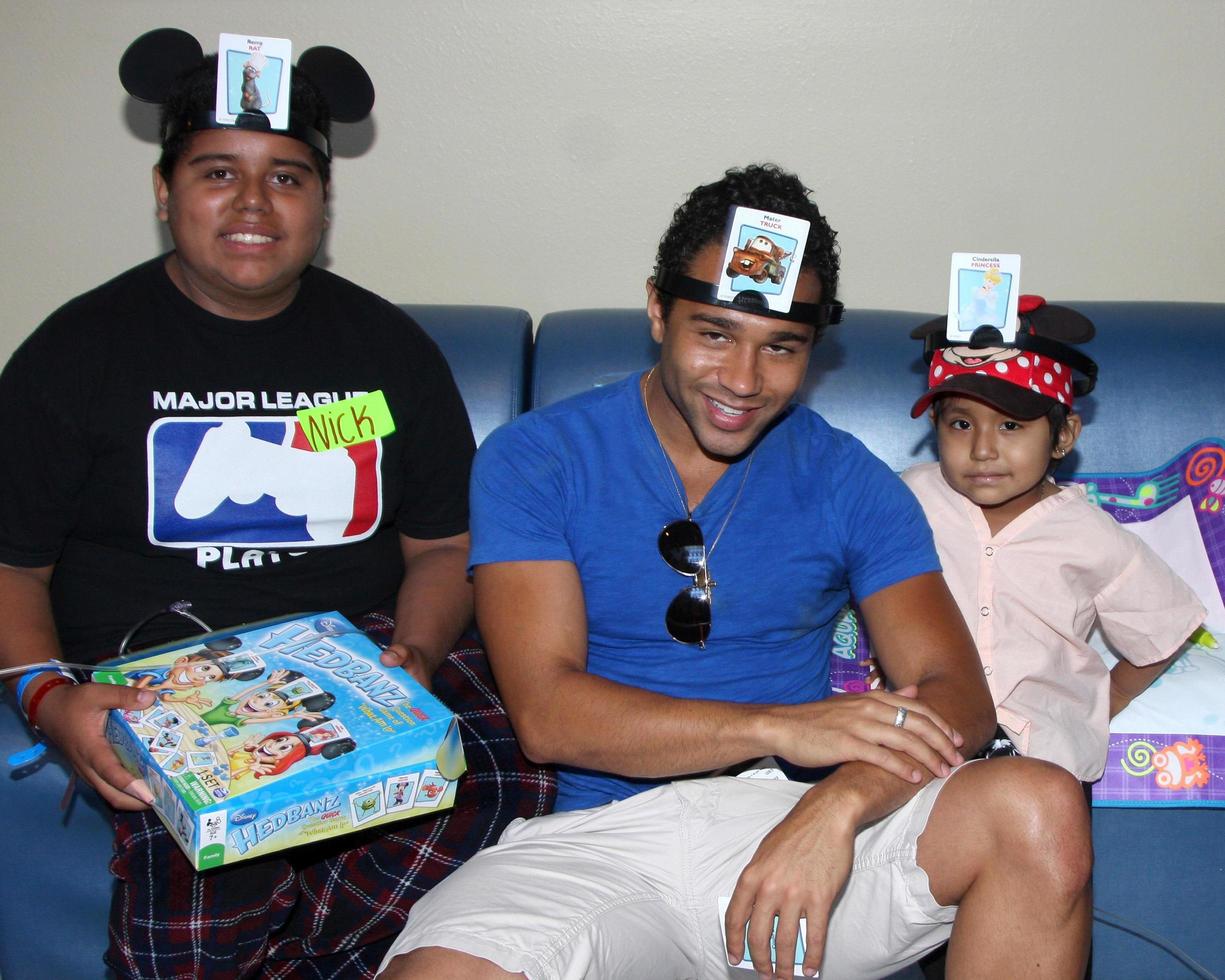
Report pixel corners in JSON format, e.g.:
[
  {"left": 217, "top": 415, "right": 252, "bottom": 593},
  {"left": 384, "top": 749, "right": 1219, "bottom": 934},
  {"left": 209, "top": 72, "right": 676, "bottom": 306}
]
[
  {"left": 119, "top": 28, "right": 374, "bottom": 160},
  {"left": 653, "top": 204, "right": 843, "bottom": 328},
  {"left": 910, "top": 295, "right": 1099, "bottom": 418}
]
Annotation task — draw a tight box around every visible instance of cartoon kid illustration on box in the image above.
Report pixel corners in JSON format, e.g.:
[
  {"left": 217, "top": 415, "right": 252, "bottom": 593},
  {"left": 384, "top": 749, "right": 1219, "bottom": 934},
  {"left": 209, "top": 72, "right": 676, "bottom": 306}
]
[
  {"left": 230, "top": 717, "right": 357, "bottom": 780},
  {"left": 198, "top": 668, "right": 336, "bottom": 730},
  {"left": 128, "top": 637, "right": 263, "bottom": 711}
]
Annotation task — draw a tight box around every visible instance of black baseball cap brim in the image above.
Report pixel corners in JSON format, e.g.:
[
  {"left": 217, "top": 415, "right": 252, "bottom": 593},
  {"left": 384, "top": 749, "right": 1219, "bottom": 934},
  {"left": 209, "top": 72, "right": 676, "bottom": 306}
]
[{"left": 910, "top": 373, "right": 1058, "bottom": 419}]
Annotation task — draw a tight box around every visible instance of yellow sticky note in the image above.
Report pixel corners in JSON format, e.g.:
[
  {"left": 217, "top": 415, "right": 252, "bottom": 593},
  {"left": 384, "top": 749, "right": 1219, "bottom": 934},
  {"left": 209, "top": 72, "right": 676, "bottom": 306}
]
[{"left": 297, "top": 391, "right": 394, "bottom": 452}]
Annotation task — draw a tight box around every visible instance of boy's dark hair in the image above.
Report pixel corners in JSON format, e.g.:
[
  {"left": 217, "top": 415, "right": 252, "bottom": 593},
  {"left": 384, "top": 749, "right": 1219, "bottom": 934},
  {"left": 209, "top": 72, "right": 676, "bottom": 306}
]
[
  {"left": 157, "top": 55, "right": 332, "bottom": 186},
  {"left": 653, "top": 164, "right": 840, "bottom": 333}
]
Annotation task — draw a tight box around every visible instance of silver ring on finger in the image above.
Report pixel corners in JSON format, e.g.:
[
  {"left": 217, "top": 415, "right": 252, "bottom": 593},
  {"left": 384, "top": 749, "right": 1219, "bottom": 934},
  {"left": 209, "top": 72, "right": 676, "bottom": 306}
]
[{"left": 893, "top": 706, "right": 909, "bottom": 728}]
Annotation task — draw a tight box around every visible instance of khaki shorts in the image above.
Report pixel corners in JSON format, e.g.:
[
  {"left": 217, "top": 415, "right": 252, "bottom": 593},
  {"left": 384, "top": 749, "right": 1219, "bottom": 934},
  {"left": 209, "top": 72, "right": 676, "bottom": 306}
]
[{"left": 380, "top": 773, "right": 961, "bottom": 980}]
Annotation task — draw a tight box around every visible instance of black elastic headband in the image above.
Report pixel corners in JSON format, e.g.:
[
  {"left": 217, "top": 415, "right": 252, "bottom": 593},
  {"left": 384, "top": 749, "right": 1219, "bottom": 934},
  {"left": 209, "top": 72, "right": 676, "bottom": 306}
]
[
  {"left": 654, "top": 270, "right": 843, "bottom": 327},
  {"left": 165, "top": 110, "right": 331, "bottom": 159}
]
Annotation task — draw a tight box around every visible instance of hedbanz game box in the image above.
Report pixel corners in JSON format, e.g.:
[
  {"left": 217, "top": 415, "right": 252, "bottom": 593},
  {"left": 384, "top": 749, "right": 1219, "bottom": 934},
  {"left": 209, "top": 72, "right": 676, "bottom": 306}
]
[{"left": 98, "top": 612, "right": 466, "bottom": 870}]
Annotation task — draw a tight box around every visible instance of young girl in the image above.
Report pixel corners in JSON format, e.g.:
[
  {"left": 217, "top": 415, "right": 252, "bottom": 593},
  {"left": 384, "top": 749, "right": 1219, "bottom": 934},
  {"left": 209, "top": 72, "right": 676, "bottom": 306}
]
[{"left": 901, "top": 295, "right": 1206, "bottom": 782}]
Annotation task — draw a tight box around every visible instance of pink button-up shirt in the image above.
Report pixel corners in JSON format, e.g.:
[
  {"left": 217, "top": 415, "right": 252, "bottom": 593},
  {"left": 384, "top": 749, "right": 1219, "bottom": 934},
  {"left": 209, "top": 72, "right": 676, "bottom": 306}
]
[{"left": 903, "top": 463, "right": 1205, "bottom": 781}]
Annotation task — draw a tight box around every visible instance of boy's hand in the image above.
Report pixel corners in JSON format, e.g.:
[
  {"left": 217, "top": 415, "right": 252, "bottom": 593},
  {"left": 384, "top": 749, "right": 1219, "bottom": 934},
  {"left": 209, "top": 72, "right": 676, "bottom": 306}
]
[
  {"left": 33, "top": 681, "right": 156, "bottom": 810},
  {"left": 380, "top": 643, "right": 434, "bottom": 690}
]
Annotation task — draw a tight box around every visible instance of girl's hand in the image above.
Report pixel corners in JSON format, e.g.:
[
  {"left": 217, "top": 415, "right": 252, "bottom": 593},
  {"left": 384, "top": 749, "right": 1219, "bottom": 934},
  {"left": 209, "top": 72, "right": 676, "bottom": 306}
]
[{"left": 860, "top": 657, "right": 884, "bottom": 690}]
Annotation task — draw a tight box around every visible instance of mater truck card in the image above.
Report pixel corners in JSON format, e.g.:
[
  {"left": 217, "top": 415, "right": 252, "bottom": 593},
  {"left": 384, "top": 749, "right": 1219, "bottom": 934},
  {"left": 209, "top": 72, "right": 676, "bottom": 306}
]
[{"left": 99, "top": 612, "right": 466, "bottom": 870}]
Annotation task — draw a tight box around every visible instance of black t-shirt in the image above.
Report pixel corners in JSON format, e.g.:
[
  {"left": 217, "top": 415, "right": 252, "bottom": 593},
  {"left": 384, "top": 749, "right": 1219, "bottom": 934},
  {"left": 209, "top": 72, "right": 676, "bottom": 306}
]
[{"left": 0, "top": 258, "right": 475, "bottom": 658}]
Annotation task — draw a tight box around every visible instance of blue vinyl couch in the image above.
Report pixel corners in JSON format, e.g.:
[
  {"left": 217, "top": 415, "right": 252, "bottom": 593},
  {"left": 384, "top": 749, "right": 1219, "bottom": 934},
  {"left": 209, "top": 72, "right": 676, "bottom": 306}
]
[{"left": 2, "top": 301, "right": 1222, "bottom": 979}]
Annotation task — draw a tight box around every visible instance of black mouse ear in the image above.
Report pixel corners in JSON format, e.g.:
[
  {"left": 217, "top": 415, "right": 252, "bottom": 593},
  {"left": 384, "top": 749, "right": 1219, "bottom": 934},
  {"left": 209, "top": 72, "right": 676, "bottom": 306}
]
[
  {"left": 910, "top": 314, "right": 946, "bottom": 340},
  {"left": 119, "top": 28, "right": 205, "bottom": 103},
  {"left": 297, "top": 45, "right": 375, "bottom": 122},
  {"left": 1023, "top": 303, "right": 1096, "bottom": 345}
]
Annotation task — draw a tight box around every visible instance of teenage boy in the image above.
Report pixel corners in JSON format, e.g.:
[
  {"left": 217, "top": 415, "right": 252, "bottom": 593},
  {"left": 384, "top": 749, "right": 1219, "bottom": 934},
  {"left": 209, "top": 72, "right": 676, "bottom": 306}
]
[{"left": 0, "top": 30, "right": 551, "bottom": 976}]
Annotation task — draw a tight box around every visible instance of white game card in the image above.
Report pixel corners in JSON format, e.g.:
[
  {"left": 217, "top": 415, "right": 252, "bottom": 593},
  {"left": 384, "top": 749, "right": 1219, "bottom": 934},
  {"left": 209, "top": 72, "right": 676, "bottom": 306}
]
[
  {"left": 385, "top": 772, "right": 422, "bottom": 813},
  {"left": 348, "top": 782, "right": 386, "bottom": 825},
  {"left": 300, "top": 719, "right": 351, "bottom": 748},
  {"left": 946, "top": 252, "right": 1022, "bottom": 343},
  {"left": 718, "top": 207, "right": 812, "bottom": 314},
  {"left": 275, "top": 675, "right": 324, "bottom": 701},
  {"left": 219, "top": 652, "right": 264, "bottom": 674},
  {"left": 413, "top": 768, "right": 450, "bottom": 808},
  {"left": 215, "top": 34, "right": 293, "bottom": 130},
  {"left": 717, "top": 896, "right": 811, "bottom": 976}
]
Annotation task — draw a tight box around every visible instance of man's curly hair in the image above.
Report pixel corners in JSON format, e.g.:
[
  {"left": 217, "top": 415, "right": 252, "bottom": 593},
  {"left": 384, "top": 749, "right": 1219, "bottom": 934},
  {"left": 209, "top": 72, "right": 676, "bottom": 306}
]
[
  {"left": 157, "top": 54, "right": 332, "bottom": 187},
  {"left": 653, "top": 164, "right": 840, "bottom": 333}
]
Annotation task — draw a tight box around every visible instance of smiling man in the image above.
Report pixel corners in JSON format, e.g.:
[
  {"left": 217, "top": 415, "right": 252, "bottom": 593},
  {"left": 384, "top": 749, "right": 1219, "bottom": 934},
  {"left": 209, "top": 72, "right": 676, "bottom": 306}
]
[
  {"left": 0, "top": 33, "right": 551, "bottom": 977},
  {"left": 380, "top": 165, "right": 1094, "bottom": 980}
]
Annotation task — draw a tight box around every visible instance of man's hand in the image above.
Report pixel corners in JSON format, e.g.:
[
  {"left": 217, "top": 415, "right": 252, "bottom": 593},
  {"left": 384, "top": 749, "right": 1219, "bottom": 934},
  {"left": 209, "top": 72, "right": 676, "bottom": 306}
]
[
  {"left": 722, "top": 572, "right": 995, "bottom": 977},
  {"left": 33, "top": 680, "right": 157, "bottom": 810},
  {"left": 765, "top": 684, "right": 964, "bottom": 783},
  {"left": 724, "top": 784, "right": 858, "bottom": 979},
  {"left": 379, "top": 643, "right": 433, "bottom": 690}
]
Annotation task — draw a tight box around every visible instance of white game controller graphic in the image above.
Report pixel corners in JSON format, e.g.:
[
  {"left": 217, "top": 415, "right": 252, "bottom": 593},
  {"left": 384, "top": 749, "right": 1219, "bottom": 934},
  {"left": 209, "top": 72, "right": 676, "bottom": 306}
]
[{"left": 174, "top": 420, "right": 357, "bottom": 543}]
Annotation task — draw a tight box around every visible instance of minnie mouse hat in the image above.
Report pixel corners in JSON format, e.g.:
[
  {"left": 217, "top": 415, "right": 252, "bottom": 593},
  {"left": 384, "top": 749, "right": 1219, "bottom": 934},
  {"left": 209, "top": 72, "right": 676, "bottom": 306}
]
[
  {"left": 119, "top": 28, "right": 374, "bottom": 160},
  {"left": 910, "top": 295, "right": 1099, "bottom": 419}
]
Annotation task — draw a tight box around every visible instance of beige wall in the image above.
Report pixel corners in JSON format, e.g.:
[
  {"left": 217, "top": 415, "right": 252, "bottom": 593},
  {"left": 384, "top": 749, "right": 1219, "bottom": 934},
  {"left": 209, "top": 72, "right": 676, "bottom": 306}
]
[{"left": 3, "top": 1, "right": 1222, "bottom": 365}]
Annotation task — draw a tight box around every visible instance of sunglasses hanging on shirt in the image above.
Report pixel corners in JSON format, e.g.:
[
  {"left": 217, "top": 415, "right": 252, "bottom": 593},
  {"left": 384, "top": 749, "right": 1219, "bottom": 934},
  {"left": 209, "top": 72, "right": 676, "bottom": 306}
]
[{"left": 658, "top": 519, "right": 714, "bottom": 647}]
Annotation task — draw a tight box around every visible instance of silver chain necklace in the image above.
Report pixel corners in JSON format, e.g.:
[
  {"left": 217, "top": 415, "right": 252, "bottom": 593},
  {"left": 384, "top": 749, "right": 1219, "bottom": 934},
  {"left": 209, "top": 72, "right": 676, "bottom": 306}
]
[{"left": 642, "top": 366, "right": 755, "bottom": 558}]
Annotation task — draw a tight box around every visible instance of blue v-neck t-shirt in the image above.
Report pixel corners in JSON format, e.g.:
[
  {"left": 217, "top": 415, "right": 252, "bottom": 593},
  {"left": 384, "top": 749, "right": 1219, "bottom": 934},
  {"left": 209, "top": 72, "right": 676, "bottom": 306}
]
[{"left": 470, "top": 372, "right": 938, "bottom": 810}]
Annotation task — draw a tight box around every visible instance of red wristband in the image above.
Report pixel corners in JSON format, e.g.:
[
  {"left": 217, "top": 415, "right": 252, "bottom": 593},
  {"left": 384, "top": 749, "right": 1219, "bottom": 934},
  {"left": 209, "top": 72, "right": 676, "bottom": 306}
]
[{"left": 24, "top": 675, "right": 75, "bottom": 731}]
